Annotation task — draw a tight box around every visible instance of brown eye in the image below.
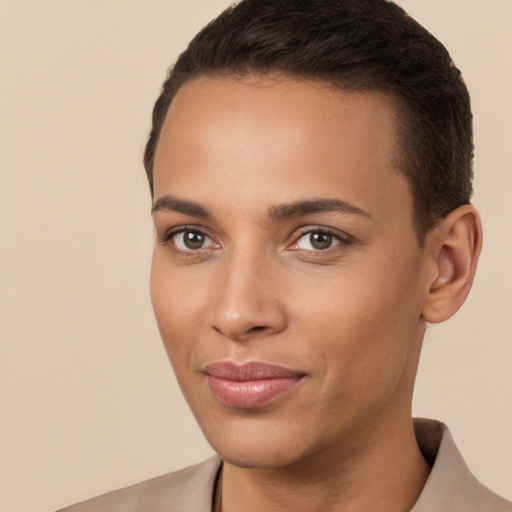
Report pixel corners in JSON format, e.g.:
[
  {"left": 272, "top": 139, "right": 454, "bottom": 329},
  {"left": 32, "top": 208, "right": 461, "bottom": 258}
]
[
  {"left": 310, "top": 232, "right": 333, "bottom": 250},
  {"left": 172, "top": 230, "right": 212, "bottom": 250},
  {"left": 296, "top": 231, "right": 340, "bottom": 251}
]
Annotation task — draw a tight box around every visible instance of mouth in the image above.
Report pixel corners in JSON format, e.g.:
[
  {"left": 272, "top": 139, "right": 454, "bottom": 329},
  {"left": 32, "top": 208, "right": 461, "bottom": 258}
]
[{"left": 202, "top": 361, "right": 306, "bottom": 408}]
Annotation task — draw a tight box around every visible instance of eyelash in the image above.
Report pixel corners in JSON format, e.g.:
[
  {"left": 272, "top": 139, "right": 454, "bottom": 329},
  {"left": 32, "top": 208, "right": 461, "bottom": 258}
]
[
  {"left": 288, "top": 228, "right": 351, "bottom": 254},
  {"left": 157, "top": 226, "right": 217, "bottom": 253},
  {"left": 157, "top": 226, "right": 352, "bottom": 256}
]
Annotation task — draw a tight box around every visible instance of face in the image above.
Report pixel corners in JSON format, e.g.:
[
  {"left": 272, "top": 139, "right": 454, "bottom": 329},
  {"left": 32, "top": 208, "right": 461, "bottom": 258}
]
[{"left": 150, "top": 76, "right": 431, "bottom": 469}]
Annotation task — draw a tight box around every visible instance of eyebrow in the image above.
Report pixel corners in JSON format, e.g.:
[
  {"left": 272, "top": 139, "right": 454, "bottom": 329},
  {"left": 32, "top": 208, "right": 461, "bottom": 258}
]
[
  {"left": 151, "top": 195, "right": 212, "bottom": 219},
  {"left": 267, "top": 198, "right": 372, "bottom": 221},
  {"left": 151, "top": 195, "right": 372, "bottom": 222}
]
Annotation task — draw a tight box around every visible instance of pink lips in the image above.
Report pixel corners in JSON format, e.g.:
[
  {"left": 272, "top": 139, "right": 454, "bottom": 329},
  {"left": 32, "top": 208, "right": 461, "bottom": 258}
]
[{"left": 203, "top": 361, "right": 305, "bottom": 408}]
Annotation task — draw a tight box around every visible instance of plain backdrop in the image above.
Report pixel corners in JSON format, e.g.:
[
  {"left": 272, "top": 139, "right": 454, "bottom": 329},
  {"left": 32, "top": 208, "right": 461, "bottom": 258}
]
[{"left": 0, "top": 1, "right": 511, "bottom": 510}]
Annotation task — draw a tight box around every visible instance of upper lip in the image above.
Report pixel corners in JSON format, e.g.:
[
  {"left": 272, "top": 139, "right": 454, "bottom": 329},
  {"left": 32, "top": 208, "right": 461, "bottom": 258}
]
[{"left": 202, "top": 361, "right": 305, "bottom": 381}]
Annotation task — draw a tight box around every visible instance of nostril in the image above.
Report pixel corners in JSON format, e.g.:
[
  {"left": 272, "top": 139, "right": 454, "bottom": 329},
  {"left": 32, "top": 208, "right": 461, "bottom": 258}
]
[{"left": 248, "top": 326, "right": 267, "bottom": 333}]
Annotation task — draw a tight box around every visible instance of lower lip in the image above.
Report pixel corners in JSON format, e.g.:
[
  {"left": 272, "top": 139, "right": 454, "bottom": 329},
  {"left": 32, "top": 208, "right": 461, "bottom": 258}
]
[{"left": 207, "top": 375, "right": 303, "bottom": 408}]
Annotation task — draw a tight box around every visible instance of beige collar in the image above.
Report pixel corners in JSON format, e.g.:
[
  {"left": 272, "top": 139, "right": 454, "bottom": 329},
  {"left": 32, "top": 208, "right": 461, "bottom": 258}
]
[{"left": 177, "top": 419, "right": 510, "bottom": 512}]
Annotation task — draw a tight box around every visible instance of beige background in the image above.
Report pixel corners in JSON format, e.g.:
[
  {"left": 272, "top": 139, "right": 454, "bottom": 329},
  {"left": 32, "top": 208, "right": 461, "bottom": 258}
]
[{"left": 0, "top": 1, "right": 510, "bottom": 510}]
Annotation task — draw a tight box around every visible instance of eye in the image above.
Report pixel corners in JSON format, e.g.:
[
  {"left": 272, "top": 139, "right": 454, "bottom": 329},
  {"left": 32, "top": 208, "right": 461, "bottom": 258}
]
[
  {"left": 293, "top": 230, "right": 342, "bottom": 251},
  {"left": 162, "top": 229, "right": 216, "bottom": 251}
]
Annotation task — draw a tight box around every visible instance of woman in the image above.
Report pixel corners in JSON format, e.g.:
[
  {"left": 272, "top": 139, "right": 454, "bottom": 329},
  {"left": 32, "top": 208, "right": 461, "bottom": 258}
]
[{"left": 57, "top": 0, "right": 510, "bottom": 510}]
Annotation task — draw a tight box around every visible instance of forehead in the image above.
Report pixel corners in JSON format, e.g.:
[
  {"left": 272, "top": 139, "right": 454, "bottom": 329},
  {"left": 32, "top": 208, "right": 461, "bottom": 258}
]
[{"left": 153, "top": 76, "right": 413, "bottom": 227}]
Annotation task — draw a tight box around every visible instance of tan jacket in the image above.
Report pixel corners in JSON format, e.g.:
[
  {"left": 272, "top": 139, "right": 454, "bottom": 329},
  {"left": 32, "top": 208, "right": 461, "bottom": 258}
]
[{"left": 57, "top": 419, "right": 511, "bottom": 512}]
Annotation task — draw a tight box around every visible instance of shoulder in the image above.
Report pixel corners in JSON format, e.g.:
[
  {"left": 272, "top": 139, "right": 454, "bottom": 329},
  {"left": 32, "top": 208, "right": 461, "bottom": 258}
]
[
  {"left": 412, "top": 419, "right": 511, "bottom": 512},
  {"left": 55, "top": 455, "right": 222, "bottom": 512}
]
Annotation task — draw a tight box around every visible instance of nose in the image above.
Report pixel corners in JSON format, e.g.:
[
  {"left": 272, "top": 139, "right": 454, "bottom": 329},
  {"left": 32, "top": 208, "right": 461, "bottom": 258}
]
[{"left": 210, "top": 250, "right": 288, "bottom": 342}]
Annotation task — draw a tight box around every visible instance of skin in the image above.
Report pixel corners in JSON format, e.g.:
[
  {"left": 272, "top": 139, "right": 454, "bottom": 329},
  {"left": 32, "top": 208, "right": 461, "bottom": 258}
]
[{"left": 150, "top": 76, "right": 482, "bottom": 512}]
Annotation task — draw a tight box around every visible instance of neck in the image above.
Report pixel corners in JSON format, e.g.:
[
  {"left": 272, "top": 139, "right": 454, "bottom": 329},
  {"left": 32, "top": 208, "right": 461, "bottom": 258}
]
[{"left": 217, "top": 415, "right": 430, "bottom": 512}]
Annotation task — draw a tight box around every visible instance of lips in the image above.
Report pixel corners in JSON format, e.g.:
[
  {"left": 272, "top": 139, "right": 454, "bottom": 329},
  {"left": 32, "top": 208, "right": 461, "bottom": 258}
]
[{"left": 203, "top": 361, "right": 305, "bottom": 408}]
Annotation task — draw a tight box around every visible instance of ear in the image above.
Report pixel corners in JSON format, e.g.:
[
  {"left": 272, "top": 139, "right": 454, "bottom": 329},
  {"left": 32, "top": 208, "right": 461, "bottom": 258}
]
[{"left": 421, "top": 205, "right": 483, "bottom": 324}]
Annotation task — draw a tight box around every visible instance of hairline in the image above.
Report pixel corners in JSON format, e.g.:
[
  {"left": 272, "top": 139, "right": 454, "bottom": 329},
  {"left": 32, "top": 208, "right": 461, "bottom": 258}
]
[{"left": 147, "top": 69, "right": 430, "bottom": 246}]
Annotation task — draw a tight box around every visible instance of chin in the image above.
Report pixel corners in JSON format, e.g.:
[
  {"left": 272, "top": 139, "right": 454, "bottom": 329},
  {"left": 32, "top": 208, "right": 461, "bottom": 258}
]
[
  {"left": 197, "top": 413, "right": 317, "bottom": 469},
  {"left": 213, "top": 441, "right": 306, "bottom": 469}
]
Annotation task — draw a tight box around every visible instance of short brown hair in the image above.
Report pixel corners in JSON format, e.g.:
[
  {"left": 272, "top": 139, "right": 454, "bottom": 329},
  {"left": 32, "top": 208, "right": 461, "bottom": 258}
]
[{"left": 144, "top": 0, "right": 473, "bottom": 242}]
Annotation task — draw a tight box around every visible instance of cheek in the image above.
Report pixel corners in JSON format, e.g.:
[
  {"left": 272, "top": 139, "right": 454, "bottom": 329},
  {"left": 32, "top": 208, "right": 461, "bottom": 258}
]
[
  {"left": 293, "top": 252, "right": 424, "bottom": 391},
  {"left": 150, "top": 254, "right": 207, "bottom": 370}
]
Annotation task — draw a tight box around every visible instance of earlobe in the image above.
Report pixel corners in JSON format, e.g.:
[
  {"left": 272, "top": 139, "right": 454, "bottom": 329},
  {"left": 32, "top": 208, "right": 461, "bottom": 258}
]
[{"left": 421, "top": 205, "right": 483, "bottom": 324}]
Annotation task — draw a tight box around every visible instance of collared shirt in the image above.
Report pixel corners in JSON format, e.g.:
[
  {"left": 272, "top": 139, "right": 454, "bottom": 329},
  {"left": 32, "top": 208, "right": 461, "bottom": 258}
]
[{"left": 58, "top": 419, "right": 511, "bottom": 512}]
